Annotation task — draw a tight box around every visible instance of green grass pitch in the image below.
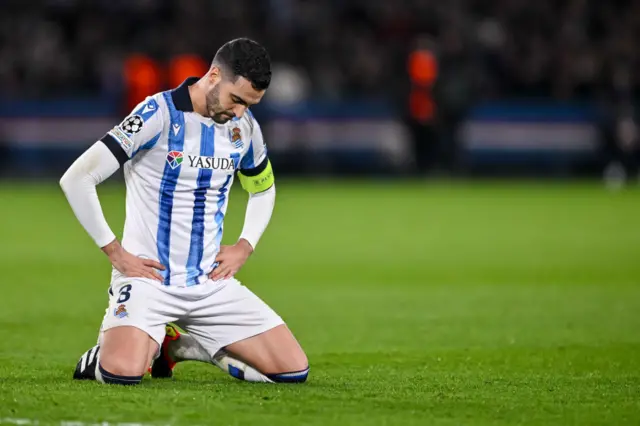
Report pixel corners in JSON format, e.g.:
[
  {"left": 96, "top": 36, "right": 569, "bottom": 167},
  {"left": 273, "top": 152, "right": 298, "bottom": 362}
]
[{"left": 0, "top": 180, "right": 639, "bottom": 425}]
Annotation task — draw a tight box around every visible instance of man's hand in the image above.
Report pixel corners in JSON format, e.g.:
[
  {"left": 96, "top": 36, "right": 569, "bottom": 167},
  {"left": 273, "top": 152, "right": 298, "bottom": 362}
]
[
  {"left": 102, "top": 239, "right": 165, "bottom": 281},
  {"left": 209, "top": 239, "right": 254, "bottom": 281}
]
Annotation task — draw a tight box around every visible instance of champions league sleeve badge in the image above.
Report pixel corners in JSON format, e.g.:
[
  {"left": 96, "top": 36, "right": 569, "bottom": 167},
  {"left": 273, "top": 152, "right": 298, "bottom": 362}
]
[{"left": 120, "top": 115, "right": 144, "bottom": 135}]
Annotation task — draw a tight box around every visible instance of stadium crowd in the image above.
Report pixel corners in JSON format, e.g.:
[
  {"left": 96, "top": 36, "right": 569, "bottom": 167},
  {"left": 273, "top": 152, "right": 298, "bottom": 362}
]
[
  {"left": 1, "top": 0, "right": 638, "bottom": 178},
  {"left": 0, "top": 0, "right": 638, "bottom": 103}
]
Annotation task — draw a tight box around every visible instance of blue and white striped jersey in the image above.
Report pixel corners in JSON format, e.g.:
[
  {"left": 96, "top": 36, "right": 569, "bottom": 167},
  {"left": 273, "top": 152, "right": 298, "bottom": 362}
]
[{"left": 101, "top": 78, "right": 268, "bottom": 287}]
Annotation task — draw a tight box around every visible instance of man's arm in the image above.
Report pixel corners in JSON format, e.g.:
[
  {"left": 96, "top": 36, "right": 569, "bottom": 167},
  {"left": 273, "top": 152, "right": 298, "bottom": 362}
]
[
  {"left": 59, "top": 93, "right": 168, "bottom": 280},
  {"left": 59, "top": 141, "right": 164, "bottom": 281},
  {"left": 210, "top": 117, "right": 275, "bottom": 281},
  {"left": 209, "top": 183, "right": 276, "bottom": 281},
  {"left": 239, "top": 184, "right": 276, "bottom": 250},
  {"left": 59, "top": 141, "right": 120, "bottom": 248}
]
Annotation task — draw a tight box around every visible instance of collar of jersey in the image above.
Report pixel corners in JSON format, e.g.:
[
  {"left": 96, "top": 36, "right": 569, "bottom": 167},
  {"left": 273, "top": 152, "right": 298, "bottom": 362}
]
[{"left": 171, "top": 77, "right": 199, "bottom": 112}]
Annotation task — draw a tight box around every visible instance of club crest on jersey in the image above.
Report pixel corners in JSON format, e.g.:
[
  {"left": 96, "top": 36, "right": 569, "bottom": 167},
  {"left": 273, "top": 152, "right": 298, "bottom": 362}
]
[
  {"left": 114, "top": 304, "right": 128, "bottom": 318},
  {"left": 229, "top": 127, "right": 243, "bottom": 149},
  {"left": 167, "top": 151, "right": 184, "bottom": 169},
  {"left": 187, "top": 155, "right": 236, "bottom": 170}
]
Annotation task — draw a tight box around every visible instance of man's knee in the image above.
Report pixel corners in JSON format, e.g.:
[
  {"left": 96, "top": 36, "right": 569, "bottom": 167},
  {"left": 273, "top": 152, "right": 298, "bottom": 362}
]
[
  {"left": 268, "top": 349, "right": 309, "bottom": 383},
  {"left": 288, "top": 348, "right": 309, "bottom": 373},
  {"left": 223, "top": 324, "right": 310, "bottom": 383},
  {"left": 267, "top": 365, "right": 310, "bottom": 383},
  {"left": 96, "top": 362, "right": 144, "bottom": 385},
  {"left": 97, "top": 349, "right": 148, "bottom": 385},
  {"left": 99, "top": 352, "right": 147, "bottom": 378},
  {"left": 98, "top": 326, "right": 156, "bottom": 385}
]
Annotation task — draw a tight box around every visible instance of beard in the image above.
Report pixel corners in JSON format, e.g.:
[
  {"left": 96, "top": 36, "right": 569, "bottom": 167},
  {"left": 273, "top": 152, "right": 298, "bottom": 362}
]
[{"left": 206, "top": 85, "right": 234, "bottom": 124}]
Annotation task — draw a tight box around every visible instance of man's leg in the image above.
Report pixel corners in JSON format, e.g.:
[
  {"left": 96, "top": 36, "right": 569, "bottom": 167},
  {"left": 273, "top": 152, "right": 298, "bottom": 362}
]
[
  {"left": 74, "top": 327, "right": 158, "bottom": 385},
  {"left": 154, "top": 324, "right": 308, "bottom": 383},
  {"left": 96, "top": 326, "right": 158, "bottom": 384},
  {"left": 152, "top": 278, "right": 308, "bottom": 383},
  {"left": 218, "top": 324, "right": 308, "bottom": 383},
  {"left": 74, "top": 279, "right": 175, "bottom": 385}
]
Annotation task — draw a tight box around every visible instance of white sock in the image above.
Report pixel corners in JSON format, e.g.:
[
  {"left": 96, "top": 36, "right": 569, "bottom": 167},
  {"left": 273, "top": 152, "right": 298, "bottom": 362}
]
[
  {"left": 168, "top": 332, "right": 212, "bottom": 363},
  {"left": 168, "top": 331, "right": 273, "bottom": 383},
  {"left": 213, "top": 351, "right": 274, "bottom": 383}
]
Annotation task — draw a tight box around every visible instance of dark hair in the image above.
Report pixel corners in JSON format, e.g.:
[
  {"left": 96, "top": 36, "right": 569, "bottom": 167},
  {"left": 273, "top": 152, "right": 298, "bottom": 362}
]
[{"left": 213, "top": 38, "right": 271, "bottom": 90}]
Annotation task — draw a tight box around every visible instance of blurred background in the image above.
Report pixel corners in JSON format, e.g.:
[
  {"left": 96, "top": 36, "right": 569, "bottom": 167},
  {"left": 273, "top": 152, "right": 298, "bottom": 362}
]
[
  {"left": 1, "top": 0, "right": 639, "bottom": 183},
  {"left": 1, "top": 2, "right": 640, "bottom": 422}
]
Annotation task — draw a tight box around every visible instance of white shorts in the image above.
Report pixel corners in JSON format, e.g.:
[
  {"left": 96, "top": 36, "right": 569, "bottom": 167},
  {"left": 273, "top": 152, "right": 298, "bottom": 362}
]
[{"left": 99, "top": 277, "right": 284, "bottom": 357}]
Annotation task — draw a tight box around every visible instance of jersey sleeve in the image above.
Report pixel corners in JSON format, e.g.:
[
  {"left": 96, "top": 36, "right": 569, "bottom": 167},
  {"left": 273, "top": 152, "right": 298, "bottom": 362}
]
[
  {"left": 237, "top": 117, "right": 275, "bottom": 194},
  {"left": 100, "top": 96, "right": 164, "bottom": 165}
]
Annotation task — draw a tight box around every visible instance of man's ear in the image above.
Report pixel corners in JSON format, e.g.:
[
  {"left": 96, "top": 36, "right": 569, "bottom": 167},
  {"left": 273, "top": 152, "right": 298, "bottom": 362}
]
[{"left": 208, "top": 66, "right": 222, "bottom": 84}]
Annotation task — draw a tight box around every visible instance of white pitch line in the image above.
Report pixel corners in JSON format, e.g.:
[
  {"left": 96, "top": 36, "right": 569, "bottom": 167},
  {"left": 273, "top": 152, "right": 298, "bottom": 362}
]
[{"left": 0, "top": 419, "right": 169, "bottom": 426}]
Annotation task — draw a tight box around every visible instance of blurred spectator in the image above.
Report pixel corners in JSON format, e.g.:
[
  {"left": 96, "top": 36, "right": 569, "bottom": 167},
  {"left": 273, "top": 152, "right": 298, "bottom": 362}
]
[
  {"left": 2, "top": 0, "right": 639, "bottom": 179},
  {"left": 0, "top": 0, "right": 637, "bottom": 104},
  {"left": 265, "top": 63, "right": 310, "bottom": 106},
  {"left": 1, "top": 0, "right": 638, "bottom": 179},
  {"left": 405, "top": 36, "right": 438, "bottom": 175}
]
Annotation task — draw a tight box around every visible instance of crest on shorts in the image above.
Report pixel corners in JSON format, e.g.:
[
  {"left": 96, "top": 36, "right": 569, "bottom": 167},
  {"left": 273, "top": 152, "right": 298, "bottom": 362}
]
[
  {"left": 114, "top": 304, "right": 128, "bottom": 319},
  {"left": 229, "top": 127, "right": 243, "bottom": 149}
]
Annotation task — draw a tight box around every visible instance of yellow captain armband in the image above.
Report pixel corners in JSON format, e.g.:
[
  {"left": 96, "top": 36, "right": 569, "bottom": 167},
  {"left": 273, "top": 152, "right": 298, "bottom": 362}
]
[{"left": 238, "top": 159, "right": 274, "bottom": 194}]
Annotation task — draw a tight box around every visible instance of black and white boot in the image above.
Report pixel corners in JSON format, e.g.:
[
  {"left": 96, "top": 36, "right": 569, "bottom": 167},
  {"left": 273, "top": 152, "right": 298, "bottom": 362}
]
[{"left": 73, "top": 345, "right": 100, "bottom": 380}]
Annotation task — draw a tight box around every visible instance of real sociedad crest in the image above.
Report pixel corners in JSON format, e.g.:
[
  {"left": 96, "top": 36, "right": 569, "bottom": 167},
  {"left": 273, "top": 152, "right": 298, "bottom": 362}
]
[{"left": 229, "top": 127, "right": 243, "bottom": 149}]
